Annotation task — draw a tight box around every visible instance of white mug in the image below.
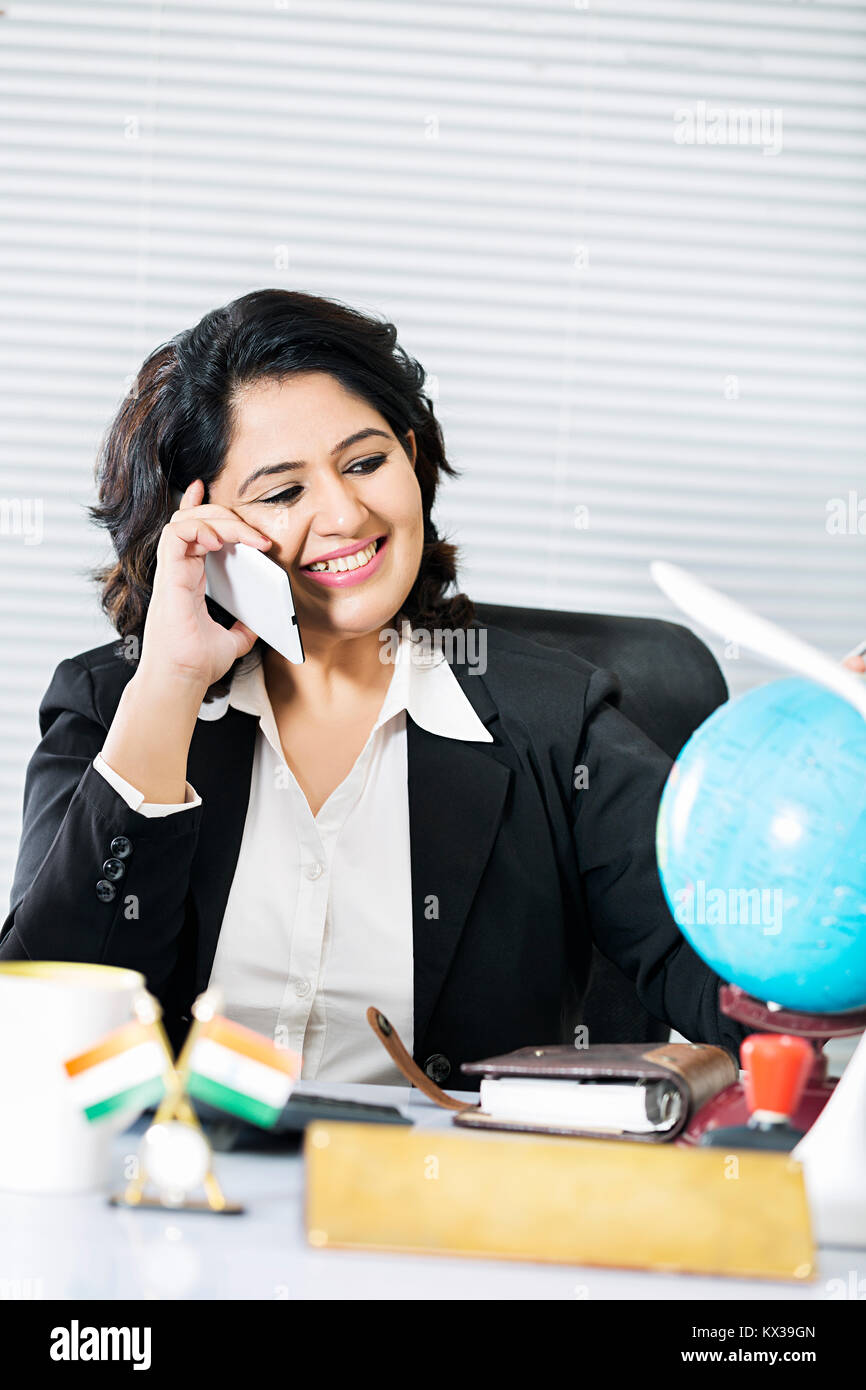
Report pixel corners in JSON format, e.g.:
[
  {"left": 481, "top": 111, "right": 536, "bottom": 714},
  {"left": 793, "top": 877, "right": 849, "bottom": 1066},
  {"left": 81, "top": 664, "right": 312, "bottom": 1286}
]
[{"left": 0, "top": 961, "right": 148, "bottom": 1193}]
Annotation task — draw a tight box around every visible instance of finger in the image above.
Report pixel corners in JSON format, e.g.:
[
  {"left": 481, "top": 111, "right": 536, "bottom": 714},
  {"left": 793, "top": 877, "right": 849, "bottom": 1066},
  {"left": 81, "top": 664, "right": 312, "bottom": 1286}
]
[
  {"left": 844, "top": 655, "right": 866, "bottom": 673},
  {"left": 226, "top": 620, "right": 259, "bottom": 661},
  {"left": 166, "top": 518, "right": 224, "bottom": 551},
  {"left": 178, "top": 479, "right": 205, "bottom": 511},
  {"left": 169, "top": 513, "right": 271, "bottom": 550},
  {"left": 177, "top": 500, "right": 273, "bottom": 534},
  {"left": 157, "top": 520, "right": 223, "bottom": 571}
]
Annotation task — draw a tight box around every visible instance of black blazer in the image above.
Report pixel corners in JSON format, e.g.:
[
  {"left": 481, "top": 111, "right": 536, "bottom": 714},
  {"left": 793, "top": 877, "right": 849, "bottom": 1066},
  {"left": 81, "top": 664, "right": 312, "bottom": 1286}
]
[{"left": 1, "top": 623, "right": 748, "bottom": 1077}]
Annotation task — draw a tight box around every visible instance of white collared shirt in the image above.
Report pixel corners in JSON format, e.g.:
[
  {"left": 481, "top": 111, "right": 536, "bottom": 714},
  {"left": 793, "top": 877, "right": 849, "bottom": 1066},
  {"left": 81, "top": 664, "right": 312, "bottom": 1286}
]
[{"left": 94, "top": 621, "right": 492, "bottom": 1084}]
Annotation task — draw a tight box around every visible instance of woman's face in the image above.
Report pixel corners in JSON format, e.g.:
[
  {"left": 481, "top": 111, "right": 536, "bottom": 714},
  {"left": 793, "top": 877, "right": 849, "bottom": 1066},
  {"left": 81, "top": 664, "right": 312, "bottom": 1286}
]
[{"left": 208, "top": 372, "right": 423, "bottom": 643}]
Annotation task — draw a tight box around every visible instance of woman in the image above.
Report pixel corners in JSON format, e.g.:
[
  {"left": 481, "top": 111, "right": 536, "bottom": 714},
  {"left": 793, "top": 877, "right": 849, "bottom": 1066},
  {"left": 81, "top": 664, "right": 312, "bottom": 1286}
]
[{"left": 2, "top": 289, "right": 751, "bottom": 1084}]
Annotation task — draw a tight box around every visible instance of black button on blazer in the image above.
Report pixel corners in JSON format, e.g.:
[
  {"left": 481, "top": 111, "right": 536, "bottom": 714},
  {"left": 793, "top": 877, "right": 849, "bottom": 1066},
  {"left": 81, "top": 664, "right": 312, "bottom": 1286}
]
[{"left": 1, "top": 623, "right": 749, "bottom": 1071}]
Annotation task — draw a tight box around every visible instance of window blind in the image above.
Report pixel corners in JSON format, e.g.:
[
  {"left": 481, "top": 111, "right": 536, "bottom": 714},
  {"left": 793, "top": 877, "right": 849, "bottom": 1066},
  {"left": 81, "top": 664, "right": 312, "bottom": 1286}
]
[{"left": 1, "top": 0, "right": 864, "bottom": 903}]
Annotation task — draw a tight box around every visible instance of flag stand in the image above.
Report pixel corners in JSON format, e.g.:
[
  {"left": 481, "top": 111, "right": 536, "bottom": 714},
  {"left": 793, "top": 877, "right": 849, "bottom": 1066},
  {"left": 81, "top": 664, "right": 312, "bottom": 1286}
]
[{"left": 109, "top": 988, "right": 244, "bottom": 1215}]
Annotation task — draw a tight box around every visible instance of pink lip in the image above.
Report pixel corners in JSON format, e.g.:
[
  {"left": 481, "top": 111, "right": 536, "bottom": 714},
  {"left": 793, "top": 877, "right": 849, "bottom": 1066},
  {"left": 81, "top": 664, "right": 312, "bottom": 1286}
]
[
  {"left": 299, "top": 535, "right": 389, "bottom": 588},
  {"left": 303, "top": 534, "right": 383, "bottom": 566}
]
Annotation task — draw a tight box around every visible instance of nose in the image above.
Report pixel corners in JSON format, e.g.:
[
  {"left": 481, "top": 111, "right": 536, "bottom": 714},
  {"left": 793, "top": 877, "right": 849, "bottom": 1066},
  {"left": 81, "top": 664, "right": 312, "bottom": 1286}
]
[{"left": 306, "top": 465, "right": 369, "bottom": 538}]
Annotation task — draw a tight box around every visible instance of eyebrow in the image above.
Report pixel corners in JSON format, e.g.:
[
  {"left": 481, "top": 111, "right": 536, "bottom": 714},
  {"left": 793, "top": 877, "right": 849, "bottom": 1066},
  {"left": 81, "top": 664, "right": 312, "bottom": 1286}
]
[{"left": 237, "top": 427, "right": 393, "bottom": 497}]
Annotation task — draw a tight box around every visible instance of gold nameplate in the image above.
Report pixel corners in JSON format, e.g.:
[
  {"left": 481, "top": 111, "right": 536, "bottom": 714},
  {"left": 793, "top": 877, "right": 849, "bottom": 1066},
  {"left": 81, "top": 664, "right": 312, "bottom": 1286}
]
[{"left": 304, "top": 1122, "right": 815, "bottom": 1281}]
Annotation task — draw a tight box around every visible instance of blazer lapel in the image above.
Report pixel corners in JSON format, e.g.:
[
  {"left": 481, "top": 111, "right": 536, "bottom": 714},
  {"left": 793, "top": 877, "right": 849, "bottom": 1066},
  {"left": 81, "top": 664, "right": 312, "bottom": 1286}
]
[
  {"left": 182, "top": 662, "right": 513, "bottom": 1049},
  {"left": 186, "top": 706, "right": 258, "bottom": 994},
  {"left": 408, "top": 668, "right": 512, "bottom": 1052}
]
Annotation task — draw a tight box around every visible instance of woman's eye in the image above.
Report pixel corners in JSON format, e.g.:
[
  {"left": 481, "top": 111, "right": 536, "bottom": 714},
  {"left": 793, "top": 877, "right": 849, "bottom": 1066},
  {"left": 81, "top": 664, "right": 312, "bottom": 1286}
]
[
  {"left": 257, "top": 454, "right": 387, "bottom": 505},
  {"left": 345, "top": 453, "right": 387, "bottom": 474},
  {"left": 259, "top": 486, "right": 303, "bottom": 506}
]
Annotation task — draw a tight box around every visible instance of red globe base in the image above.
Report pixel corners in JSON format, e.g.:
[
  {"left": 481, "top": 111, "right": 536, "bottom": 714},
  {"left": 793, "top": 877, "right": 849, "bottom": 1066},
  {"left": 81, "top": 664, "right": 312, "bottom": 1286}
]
[{"left": 676, "top": 984, "right": 866, "bottom": 1148}]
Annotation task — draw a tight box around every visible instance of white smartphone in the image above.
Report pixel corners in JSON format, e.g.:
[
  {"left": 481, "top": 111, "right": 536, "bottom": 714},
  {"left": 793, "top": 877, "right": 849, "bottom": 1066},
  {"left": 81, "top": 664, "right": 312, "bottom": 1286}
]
[{"left": 171, "top": 489, "right": 304, "bottom": 664}]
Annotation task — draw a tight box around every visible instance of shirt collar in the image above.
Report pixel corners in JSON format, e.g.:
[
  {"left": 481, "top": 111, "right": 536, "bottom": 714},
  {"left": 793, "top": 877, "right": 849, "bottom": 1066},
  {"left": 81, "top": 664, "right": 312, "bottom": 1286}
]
[{"left": 199, "top": 619, "right": 492, "bottom": 744}]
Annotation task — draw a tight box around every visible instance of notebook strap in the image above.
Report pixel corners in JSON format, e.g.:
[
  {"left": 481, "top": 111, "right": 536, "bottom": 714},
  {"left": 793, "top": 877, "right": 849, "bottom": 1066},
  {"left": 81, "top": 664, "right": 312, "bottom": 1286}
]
[{"left": 365, "top": 1006, "right": 476, "bottom": 1112}]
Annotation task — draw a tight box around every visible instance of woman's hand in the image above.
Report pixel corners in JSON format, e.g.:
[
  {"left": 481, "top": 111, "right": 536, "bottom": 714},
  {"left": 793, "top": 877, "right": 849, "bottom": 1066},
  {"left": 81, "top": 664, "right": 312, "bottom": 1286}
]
[
  {"left": 844, "top": 654, "right": 866, "bottom": 675},
  {"left": 101, "top": 480, "right": 273, "bottom": 803},
  {"left": 138, "top": 479, "right": 272, "bottom": 693}
]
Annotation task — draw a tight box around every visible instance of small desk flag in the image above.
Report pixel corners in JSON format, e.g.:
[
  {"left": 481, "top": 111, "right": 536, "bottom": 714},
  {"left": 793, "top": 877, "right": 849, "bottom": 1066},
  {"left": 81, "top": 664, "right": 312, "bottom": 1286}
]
[
  {"left": 64, "top": 1017, "right": 172, "bottom": 1123},
  {"left": 185, "top": 1012, "right": 301, "bottom": 1129}
]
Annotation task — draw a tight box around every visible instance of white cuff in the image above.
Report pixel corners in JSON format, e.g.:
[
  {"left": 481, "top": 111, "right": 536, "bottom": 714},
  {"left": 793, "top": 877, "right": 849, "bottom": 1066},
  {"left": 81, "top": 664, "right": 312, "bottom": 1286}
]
[{"left": 93, "top": 752, "right": 202, "bottom": 818}]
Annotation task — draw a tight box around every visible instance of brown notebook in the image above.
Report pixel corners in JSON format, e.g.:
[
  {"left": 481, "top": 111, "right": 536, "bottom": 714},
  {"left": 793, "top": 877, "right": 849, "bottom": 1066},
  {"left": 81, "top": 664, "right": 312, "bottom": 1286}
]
[
  {"left": 366, "top": 1008, "right": 738, "bottom": 1143},
  {"left": 457, "top": 1042, "right": 738, "bottom": 1142}
]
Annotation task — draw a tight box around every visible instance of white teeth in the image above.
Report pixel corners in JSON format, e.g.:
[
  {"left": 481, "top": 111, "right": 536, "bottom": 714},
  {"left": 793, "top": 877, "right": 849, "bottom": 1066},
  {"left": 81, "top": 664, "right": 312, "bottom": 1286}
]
[{"left": 307, "top": 540, "right": 378, "bottom": 573}]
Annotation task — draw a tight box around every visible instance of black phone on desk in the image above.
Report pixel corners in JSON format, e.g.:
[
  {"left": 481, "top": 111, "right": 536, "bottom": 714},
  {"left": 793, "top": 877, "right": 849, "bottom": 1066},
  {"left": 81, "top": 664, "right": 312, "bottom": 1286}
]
[
  {"left": 192, "top": 1092, "right": 413, "bottom": 1152},
  {"left": 170, "top": 487, "right": 305, "bottom": 664}
]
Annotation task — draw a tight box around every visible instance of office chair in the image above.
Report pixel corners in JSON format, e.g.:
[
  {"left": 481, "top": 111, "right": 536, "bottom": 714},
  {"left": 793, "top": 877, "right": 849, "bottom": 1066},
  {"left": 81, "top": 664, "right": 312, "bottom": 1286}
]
[{"left": 473, "top": 602, "right": 729, "bottom": 1046}]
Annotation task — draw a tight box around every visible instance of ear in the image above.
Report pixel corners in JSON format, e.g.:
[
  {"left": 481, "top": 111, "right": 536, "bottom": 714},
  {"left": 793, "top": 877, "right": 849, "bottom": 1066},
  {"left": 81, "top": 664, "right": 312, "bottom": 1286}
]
[{"left": 404, "top": 428, "right": 418, "bottom": 469}]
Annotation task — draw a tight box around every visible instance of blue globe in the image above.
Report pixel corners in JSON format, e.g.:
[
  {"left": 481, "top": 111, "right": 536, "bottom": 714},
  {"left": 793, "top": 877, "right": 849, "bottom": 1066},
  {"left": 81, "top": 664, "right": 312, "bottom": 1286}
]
[{"left": 656, "top": 676, "right": 866, "bottom": 1014}]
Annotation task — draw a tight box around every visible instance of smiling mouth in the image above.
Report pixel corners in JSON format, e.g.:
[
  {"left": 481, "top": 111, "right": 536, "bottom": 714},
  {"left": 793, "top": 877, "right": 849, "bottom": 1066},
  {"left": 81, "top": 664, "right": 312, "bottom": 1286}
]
[{"left": 302, "top": 536, "right": 385, "bottom": 574}]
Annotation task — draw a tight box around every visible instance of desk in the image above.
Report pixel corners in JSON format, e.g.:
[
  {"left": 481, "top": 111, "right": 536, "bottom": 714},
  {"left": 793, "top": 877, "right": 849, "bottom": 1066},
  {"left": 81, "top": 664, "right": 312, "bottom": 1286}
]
[{"left": 2, "top": 1081, "right": 863, "bottom": 1301}]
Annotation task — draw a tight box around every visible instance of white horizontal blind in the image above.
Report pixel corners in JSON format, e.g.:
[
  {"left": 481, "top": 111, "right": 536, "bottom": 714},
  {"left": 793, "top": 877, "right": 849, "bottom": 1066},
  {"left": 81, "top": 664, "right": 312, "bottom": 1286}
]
[{"left": 1, "top": 0, "right": 865, "bottom": 906}]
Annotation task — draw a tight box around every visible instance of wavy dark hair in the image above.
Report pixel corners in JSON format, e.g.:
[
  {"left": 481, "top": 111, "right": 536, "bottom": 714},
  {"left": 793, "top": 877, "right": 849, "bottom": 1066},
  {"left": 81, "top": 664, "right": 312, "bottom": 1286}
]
[{"left": 91, "top": 288, "right": 475, "bottom": 692}]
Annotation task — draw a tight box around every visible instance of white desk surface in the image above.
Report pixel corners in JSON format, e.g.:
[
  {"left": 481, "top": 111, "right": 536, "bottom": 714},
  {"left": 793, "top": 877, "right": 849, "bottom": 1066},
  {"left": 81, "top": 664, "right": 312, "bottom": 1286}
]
[{"left": 2, "top": 1080, "right": 862, "bottom": 1302}]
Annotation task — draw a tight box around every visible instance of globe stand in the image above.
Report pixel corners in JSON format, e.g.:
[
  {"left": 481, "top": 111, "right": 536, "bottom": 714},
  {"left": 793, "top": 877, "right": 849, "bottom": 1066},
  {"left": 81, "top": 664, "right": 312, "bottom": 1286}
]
[{"left": 678, "top": 985, "right": 866, "bottom": 1147}]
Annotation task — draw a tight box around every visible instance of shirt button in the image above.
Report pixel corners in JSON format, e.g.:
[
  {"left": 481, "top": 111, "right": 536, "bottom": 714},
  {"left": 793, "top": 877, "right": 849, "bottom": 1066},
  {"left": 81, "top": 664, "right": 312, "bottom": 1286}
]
[
  {"left": 305, "top": 862, "right": 324, "bottom": 880},
  {"left": 424, "top": 1053, "right": 451, "bottom": 1084},
  {"left": 95, "top": 880, "right": 117, "bottom": 903},
  {"left": 109, "top": 836, "right": 133, "bottom": 859},
  {"left": 294, "top": 979, "right": 311, "bottom": 997},
  {"left": 102, "top": 857, "right": 126, "bottom": 882}
]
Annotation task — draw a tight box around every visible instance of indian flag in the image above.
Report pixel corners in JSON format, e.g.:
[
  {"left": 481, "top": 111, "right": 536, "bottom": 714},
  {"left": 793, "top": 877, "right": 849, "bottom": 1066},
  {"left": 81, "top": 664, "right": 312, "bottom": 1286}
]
[
  {"left": 64, "top": 1020, "right": 171, "bottom": 1123},
  {"left": 185, "top": 1015, "right": 300, "bottom": 1128}
]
